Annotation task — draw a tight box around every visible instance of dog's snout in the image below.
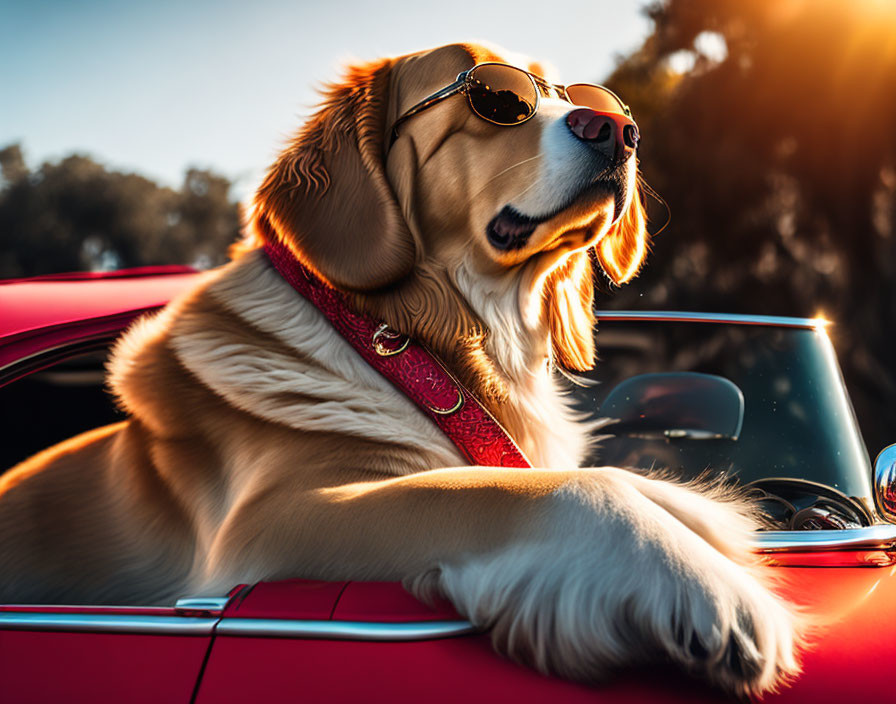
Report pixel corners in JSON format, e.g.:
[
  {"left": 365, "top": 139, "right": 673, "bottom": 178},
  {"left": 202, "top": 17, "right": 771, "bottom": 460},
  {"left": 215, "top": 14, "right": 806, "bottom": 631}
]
[{"left": 566, "top": 107, "right": 638, "bottom": 163}]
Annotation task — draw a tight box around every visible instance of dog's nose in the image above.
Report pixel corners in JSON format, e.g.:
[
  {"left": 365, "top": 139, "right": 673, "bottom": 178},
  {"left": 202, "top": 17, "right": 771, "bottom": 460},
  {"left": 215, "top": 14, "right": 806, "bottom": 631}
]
[{"left": 566, "top": 108, "right": 639, "bottom": 163}]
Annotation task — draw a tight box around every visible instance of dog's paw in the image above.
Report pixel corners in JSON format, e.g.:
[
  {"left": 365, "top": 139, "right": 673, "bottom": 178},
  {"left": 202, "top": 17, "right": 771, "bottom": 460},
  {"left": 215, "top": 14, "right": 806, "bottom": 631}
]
[
  {"left": 659, "top": 556, "right": 801, "bottom": 697},
  {"left": 420, "top": 470, "right": 801, "bottom": 697},
  {"left": 607, "top": 471, "right": 803, "bottom": 695}
]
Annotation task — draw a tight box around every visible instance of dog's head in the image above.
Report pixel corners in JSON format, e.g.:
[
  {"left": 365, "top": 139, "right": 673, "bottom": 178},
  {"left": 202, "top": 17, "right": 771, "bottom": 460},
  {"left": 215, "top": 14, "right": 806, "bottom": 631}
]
[{"left": 248, "top": 42, "right": 648, "bottom": 373}]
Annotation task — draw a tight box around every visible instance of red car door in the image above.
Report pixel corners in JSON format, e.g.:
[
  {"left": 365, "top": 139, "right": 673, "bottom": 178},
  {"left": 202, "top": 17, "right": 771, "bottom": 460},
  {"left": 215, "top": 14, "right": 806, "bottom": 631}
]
[
  {"left": 0, "top": 597, "right": 230, "bottom": 703},
  {"left": 193, "top": 580, "right": 727, "bottom": 704}
]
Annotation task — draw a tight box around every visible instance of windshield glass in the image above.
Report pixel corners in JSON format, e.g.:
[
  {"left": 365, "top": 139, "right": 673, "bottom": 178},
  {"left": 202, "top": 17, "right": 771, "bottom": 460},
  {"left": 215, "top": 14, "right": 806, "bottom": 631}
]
[{"left": 571, "top": 320, "right": 873, "bottom": 515}]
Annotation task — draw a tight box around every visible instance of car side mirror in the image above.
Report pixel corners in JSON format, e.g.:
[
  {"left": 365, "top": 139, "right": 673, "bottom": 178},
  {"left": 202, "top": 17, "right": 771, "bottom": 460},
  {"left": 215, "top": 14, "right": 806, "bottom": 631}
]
[{"left": 873, "top": 444, "right": 896, "bottom": 523}]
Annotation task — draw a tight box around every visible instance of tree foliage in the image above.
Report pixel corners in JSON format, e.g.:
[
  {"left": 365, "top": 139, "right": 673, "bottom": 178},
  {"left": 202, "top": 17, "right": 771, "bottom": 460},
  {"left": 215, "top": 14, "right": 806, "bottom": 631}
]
[
  {"left": 0, "top": 145, "right": 240, "bottom": 277},
  {"left": 604, "top": 0, "right": 896, "bottom": 454}
]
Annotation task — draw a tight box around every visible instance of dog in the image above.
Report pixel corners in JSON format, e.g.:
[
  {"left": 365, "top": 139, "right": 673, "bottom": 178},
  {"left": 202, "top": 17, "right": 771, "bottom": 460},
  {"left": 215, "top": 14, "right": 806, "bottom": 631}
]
[{"left": 0, "top": 42, "right": 800, "bottom": 696}]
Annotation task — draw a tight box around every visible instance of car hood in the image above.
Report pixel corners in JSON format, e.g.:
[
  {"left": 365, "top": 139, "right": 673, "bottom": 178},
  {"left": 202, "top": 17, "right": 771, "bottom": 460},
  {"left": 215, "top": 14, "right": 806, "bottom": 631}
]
[
  {"left": 590, "top": 553, "right": 896, "bottom": 702},
  {"left": 764, "top": 556, "right": 896, "bottom": 702}
]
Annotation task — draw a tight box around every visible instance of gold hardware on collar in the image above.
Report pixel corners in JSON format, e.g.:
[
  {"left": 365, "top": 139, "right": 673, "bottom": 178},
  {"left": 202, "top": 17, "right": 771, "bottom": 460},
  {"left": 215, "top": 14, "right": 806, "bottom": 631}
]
[
  {"left": 426, "top": 388, "right": 464, "bottom": 415},
  {"left": 372, "top": 323, "right": 410, "bottom": 357}
]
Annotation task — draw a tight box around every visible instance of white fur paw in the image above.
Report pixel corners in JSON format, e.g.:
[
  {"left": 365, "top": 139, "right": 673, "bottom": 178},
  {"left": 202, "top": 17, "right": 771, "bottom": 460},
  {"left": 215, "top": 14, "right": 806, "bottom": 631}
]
[
  {"left": 655, "top": 554, "right": 801, "bottom": 696},
  {"left": 416, "top": 471, "right": 801, "bottom": 696}
]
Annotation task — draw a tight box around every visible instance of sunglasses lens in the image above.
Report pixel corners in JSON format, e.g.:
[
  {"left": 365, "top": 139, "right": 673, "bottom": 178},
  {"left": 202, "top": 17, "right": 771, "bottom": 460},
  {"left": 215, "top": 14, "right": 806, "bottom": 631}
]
[
  {"left": 565, "top": 84, "right": 629, "bottom": 117},
  {"left": 467, "top": 64, "right": 537, "bottom": 125}
]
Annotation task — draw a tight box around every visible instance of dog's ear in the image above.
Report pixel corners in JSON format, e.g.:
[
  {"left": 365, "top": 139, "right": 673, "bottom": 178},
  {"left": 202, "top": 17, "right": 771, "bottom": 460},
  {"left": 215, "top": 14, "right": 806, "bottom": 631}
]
[
  {"left": 252, "top": 59, "right": 415, "bottom": 291},
  {"left": 594, "top": 186, "right": 649, "bottom": 285},
  {"left": 546, "top": 251, "right": 595, "bottom": 372}
]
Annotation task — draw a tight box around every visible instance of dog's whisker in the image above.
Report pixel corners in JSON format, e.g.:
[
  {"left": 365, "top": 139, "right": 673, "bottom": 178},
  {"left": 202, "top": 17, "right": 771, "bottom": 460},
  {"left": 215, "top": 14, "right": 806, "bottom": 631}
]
[
  {"left": 638, "top": 176, "right": 672, "bottom": 238},
  {"left": 469, "top": 153, "right": 543, "bottom": 201},
  {"left": 508, "top": 177, "right": 542, "bottom": 203}
]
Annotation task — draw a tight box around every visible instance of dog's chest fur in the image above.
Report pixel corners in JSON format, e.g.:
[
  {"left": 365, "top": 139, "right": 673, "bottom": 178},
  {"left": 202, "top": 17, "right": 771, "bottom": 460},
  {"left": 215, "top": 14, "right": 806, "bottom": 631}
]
[{"left": 110, "top": 250, "right": 589, "bottom": 476}]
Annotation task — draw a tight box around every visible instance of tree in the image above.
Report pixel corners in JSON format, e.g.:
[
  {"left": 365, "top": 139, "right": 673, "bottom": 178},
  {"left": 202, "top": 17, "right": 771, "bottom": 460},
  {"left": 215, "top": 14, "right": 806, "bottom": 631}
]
[
  {"left": 604, "top": 0, "right": 896, "bottom": 453},
  {"left": 0, "top": 145, "right": 241, "bottom": 278}
]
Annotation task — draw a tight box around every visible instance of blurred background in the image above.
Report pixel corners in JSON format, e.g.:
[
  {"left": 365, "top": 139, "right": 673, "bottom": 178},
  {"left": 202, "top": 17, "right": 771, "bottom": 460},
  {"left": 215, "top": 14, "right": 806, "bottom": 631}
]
[{"left": 1, "top": 0, "right": 894, "bottom": 454}]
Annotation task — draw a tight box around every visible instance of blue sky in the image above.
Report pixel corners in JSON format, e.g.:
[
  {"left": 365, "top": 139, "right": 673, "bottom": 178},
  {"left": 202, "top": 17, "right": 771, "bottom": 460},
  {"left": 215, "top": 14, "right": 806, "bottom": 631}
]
[{"left": 1, "top": 0, "right": 651, "bottom": 201}]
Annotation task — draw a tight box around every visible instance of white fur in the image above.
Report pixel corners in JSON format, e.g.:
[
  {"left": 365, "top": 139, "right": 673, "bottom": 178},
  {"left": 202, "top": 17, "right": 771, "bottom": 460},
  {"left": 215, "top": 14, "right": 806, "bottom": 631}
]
[
  {"left": 512, "top": 98, "right": 605, "bottom": 218},
  {"left": 452, "top": 250, "right": 591, "bottom": 469},
  {"left": 119, "top": 251, "right": 465, "bottom": 472},
  {"left": 413, "top": 470, "right": 799, "bottom": 696}
]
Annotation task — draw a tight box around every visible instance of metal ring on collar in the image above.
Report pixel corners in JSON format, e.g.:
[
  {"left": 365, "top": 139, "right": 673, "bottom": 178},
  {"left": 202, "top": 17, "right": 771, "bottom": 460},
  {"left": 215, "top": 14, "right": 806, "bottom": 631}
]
[{"left": 372, "top": 323, "right": 410, "bottom": 357}]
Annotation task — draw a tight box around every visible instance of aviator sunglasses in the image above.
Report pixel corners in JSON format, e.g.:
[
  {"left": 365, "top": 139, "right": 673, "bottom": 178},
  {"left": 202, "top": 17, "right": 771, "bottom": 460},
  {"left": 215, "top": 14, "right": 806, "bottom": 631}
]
[{"left": 389, "top": 62, "right": 636, "bottom": 147}]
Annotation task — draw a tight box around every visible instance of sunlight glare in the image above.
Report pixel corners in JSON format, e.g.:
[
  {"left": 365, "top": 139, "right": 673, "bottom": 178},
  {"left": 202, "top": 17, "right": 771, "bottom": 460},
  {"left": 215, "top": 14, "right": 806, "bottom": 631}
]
[
  {"left": 855, "top": 0, "right": 896, "bottom": 22},
  {"left": 811, "top": 311, "right": 832, "bottom": 329}
]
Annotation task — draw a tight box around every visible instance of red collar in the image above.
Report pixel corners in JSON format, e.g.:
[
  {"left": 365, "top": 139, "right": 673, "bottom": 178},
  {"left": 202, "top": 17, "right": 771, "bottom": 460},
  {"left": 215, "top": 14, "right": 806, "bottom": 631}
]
[{"left": 263, "top": 240, "right": 532, "bottom": 468}]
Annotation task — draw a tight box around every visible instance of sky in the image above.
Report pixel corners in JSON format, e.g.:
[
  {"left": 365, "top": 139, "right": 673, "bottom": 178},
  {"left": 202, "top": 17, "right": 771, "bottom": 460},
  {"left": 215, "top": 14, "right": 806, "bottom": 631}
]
[{"left": 0, "top": 0, "right": 652, "bottom": 201}]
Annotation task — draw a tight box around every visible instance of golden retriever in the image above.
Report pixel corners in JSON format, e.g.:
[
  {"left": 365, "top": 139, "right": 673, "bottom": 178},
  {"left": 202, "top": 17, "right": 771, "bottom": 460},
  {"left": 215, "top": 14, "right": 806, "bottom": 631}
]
[{"left": 0, "top": 42, "right": 799, "bottom": 696}]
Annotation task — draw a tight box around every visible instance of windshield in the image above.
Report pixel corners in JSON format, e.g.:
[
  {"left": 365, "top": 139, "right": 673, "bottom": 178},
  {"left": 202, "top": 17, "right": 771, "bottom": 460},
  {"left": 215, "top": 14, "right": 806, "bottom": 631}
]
[{"left": 571, "top": 319, "right": 874, "bottom": 521}]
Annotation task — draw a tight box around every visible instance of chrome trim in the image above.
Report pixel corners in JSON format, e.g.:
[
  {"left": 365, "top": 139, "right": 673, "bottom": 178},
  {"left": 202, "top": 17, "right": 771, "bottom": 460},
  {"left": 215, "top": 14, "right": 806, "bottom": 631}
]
[
  {"left": 0, "top": 613, "right": 217, "bottom": 635},
  {"left": 755, "top": 524, "right": 896, "bottom": 552},
  {"left": 0, "top": 336, "right": 114, "bottom": 382},
  {"left": 174, "top": 596, "right": 230, "bottom": 611},
  {"left": 216, "top": 618, "right": 476, "bottom": 641},
  {"left": 594, "top": 311, "right": 829, "bottom": 329},
  {"left": 873, "top": 444, "right": 896, "bottom": 523}
]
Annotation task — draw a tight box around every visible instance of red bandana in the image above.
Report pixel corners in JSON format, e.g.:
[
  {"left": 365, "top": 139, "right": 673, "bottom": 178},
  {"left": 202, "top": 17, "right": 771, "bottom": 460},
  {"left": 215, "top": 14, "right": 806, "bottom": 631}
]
[{"left": 263, "top": 239, "right": 531, "bottom": 468}]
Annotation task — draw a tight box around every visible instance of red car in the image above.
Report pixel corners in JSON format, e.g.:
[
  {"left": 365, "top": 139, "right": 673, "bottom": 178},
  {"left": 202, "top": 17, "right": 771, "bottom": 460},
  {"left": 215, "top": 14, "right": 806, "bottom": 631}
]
[{"left": 1, "top": 267, "right": 895, "bottom": 703}]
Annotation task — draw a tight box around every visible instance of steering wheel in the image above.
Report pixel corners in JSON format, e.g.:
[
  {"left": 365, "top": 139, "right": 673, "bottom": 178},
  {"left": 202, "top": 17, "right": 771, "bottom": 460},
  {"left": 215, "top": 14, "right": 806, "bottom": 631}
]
[{"left": 745, "top": 477, "right": 873, "bottom": 530}]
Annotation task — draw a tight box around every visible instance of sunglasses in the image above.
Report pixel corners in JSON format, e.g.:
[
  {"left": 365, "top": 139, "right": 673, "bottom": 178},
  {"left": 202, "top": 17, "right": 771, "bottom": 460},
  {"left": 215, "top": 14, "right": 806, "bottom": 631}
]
[{"left": 389, "top": 62, "right": 635, "bottom": 147}]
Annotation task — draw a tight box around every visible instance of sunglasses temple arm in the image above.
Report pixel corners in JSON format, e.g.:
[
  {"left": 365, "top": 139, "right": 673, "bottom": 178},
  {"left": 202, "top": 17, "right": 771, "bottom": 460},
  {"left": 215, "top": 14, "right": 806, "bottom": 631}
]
[{"left": 389, "top": 77, "right": 467, "bottom": 148}]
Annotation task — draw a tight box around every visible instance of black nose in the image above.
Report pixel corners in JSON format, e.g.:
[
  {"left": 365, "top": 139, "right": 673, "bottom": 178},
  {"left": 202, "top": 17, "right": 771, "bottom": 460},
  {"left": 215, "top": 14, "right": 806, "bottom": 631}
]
[{"left": 566, "top": 107, "right": 639, "bottom": 163}]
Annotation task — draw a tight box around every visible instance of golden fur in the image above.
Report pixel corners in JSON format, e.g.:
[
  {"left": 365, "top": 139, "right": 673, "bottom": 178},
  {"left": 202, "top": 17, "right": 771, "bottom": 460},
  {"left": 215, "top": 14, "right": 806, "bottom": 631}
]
[{"left": 0, "top": 43, "right": 800, "bottom": 696}]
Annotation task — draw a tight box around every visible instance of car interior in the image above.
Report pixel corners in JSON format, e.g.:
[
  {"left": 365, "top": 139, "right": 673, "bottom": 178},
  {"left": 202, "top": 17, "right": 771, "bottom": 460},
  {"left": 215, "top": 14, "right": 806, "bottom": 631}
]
[{"left": 0, "top": 348, "right": 122, "bottom": 472}]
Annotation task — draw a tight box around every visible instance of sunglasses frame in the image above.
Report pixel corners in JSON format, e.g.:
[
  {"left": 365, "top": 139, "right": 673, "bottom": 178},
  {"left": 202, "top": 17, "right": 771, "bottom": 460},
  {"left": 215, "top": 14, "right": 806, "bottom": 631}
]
[{"left": 389, "top": 62, "right": 633, "bottom": 147}]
